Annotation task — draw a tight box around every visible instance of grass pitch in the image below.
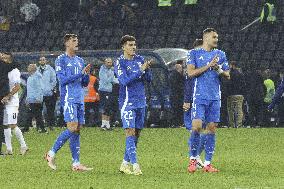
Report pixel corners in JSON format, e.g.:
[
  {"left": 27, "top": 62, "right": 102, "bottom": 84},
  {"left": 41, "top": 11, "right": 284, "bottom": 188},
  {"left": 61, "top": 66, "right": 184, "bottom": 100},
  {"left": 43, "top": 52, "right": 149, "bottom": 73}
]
[{"left": 1, "top": 127, "right": 283, "bottom": 189}]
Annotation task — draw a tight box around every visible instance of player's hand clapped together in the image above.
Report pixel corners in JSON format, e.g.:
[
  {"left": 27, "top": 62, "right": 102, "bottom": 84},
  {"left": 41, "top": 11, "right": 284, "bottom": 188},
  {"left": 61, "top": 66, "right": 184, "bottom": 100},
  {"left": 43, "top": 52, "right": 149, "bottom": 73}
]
[
  {"left": 183, "top": 102, "right": 191, "bottom": 111},
  {"left": 210, "top": 55, "right": 224, "bottom": 74},
  {"left": 82, "top": 64, "right": 91, "bottom": 74},
  {"left": 140, "top": 59, "right": 153, "bottom": 71},
  {"left": 208, "top": 55, "right": 219, "bottom": 69}
]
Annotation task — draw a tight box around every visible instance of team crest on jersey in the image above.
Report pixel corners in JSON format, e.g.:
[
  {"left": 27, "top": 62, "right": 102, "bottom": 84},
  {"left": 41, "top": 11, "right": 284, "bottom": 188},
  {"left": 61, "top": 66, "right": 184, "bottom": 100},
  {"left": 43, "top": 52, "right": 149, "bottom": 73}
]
[{"left": 199, "top": 56, "right": 204, "bottom": 60}]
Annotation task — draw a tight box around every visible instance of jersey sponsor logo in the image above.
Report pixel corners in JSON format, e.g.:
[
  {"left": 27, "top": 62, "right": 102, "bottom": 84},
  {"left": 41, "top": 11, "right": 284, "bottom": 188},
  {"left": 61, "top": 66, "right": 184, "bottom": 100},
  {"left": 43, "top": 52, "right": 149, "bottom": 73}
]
[
  {"left": 127, "top": 66, "right": 131, "bottom": 70},
  {"left": 67, "top": 63, "right": 72, "bottom": 67}
]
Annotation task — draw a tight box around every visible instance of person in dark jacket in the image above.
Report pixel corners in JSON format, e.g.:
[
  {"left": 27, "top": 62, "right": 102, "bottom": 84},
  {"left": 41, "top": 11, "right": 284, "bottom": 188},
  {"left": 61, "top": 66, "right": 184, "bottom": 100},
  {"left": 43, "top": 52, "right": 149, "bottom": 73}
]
[
  {"left": 169, "top": 62, "right": 185, "bottom": 127},
  {"left": 226, "top": 61, "right": 246, "bottom": 128},
  {"left": 246, "top": 67, "right": 265, "bottom": 127}
]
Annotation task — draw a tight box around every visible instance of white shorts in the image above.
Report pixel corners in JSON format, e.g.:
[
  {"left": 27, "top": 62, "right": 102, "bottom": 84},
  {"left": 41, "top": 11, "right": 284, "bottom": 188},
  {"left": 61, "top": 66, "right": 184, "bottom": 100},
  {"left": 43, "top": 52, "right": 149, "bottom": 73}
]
[{"left": 3, "top": 106, "right": 19, "bottom": 125}]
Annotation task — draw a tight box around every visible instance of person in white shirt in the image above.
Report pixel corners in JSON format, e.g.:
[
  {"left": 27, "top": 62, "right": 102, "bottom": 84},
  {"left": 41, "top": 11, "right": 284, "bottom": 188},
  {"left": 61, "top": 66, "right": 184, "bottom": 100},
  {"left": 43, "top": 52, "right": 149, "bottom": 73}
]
[{"left": 3, "top": 68, "right": 28, "bottom": 155}]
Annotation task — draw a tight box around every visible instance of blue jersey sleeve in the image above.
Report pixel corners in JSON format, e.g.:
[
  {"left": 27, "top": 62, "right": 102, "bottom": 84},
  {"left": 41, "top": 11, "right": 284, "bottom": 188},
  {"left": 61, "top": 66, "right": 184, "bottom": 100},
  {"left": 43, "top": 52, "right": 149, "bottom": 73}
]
[
  {"left": 55, "top": 56, "right": 83, "bottom": 86},
  {"left": 114, "top": 59, "right": 144, "bottom": 86},
  {"left": 219, "top": 51, "right": 230, "bottom": 71},
  {"left": 186, "top": 50, "right": 196, "bottom": 66}
]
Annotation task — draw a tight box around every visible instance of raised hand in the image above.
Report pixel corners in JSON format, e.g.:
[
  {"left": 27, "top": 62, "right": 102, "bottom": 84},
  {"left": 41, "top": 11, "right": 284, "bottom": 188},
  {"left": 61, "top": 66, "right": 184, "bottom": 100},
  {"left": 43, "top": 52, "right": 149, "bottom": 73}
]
[
  {"left": 208, "top": 55, "right": 219, "bottom": 68},
  {"left": 82, "top": 64, "right": 91, "bottom": 74}
]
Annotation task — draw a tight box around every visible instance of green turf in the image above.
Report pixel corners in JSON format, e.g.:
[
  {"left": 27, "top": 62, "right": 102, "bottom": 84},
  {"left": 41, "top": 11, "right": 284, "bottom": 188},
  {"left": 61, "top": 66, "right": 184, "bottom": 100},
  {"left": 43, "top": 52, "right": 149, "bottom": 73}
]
[{"left": 1, "top": 128, "right": 283, "bottom": 189}]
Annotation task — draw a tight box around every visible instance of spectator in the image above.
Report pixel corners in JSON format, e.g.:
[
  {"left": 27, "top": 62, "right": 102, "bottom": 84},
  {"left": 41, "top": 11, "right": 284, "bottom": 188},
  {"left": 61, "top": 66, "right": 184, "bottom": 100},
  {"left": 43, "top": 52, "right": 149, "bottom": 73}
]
[
  {"left": 260, "top": 0, "right": 276, "bottom": 33},
  {"left": 226, "top": 61, "right": 246, "bottom": 128},
  {"left": 38, "top": 56, "right": 57, "bottom": 130},
  {"left": 110, "top": 75, "right": 120, "bottom": 127},
  {"left": 25, "top": 64, "right": 46, "bottom": 133},
  {"left": 99, "top": 58, "right": 115, "bottom": 130},
  {"left": 169, "top": 62, "right": 184, "bottom": 127},
  {"left": 84, "top": 67, "right": 100, "bottom": 126},
  {"left": 246, "top": 68, "right": 265, "bottom": 127},
  {"left": 263, "top": 77, "right": 275, "bottom": 127}
]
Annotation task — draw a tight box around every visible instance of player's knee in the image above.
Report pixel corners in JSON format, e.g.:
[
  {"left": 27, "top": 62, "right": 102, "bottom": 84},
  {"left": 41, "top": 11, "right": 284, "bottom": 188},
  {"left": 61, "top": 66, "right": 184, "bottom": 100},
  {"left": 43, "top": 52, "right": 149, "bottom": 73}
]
[
  {"left": 135, "top": 129, "right": 141, "bottom": 137},
  {"left": 125, "top": 128, "right": 135, "bottom": 136},
  {"left": 67, "top": 122, "right": 79, "bottom": 133},
  {"left": 206, "top": 123, "right": 217, "bottom": 133},
  {"left": 192, "top": 119, "right": 202, "bottom": 132}
]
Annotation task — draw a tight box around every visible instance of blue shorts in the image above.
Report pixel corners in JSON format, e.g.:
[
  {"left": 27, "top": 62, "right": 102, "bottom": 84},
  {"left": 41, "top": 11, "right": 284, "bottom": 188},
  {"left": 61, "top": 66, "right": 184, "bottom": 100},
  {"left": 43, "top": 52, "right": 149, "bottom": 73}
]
[
  {"left": 191, "top": 99, "right": 220, "bottom": 123},
  {"left": 121, "top": 107, "right": 145, "bottom": 130},
  {"left": 63, "top": 102, "right": 85, "bottom": 124}
]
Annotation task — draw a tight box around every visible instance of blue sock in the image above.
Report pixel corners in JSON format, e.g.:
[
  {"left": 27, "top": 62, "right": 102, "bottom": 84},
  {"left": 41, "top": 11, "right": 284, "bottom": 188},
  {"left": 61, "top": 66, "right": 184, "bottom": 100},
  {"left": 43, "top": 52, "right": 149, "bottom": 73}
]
[
  {"left": 205, "top": 133, "right": 216, "bottom": 162},
  {"left": 123, "top": 148, "right": 130, "bottom": 162},
  {"left": 124, "top": 137, "right": 138, "bottom": 162},
  {"left": 189, "top": 131, "right": 200, "bottom": 158},
  {"left": 70, "top": 133, "right": 80, "bottom": 165},
  {"left": 197, "top": 133, "right": 206, "bottom": 156},
  {"left": 126, "top": 136, "right": 137, "bottom": 164},
  {"left": 51, "top": 129, "right": 73, "bottom": 154}
]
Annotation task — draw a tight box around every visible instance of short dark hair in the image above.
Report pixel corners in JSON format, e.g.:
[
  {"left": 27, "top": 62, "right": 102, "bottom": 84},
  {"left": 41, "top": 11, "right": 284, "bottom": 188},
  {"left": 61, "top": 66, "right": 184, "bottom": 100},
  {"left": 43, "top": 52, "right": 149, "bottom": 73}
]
[
  {"left": 120, "top": 35, "right": 136, "bottom": 46},
  {"left": 203, "top": 28, "right": 217, "bottom": 35},
  {"left": 63, "top": 34, "right": 78, "bottom": 44},
  {"left": 193, "top": 39, "right": 203, "bottom": 48}
]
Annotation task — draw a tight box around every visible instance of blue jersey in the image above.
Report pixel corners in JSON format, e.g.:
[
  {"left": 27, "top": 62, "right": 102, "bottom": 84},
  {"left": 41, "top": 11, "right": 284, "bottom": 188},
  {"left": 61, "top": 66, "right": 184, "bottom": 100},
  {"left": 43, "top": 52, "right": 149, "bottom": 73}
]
[
  {"left": 187, "top": 48, "right": 229, "bottom": 100},
  {"left": 55, "top": 54, "right": 89, "bottom": 106},
  {"left": 114, "top": 54, "right": 152, "bottom": 111}
]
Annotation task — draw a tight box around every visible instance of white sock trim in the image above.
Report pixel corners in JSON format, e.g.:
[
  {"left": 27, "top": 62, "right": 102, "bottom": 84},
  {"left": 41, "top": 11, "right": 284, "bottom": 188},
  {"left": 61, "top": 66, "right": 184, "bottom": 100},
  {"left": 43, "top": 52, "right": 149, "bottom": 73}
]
[
  {"left": 72, "top": 162, "right": 80, "bottom": 167},
  {"left": 123, "top": 159, "right": 130, "bottom": 165},
  {"left": 204, "top": 161, "right": 211, "bottom": 166},
  {"left": 48, "top": 150, "right": 55, "bottom": 158}
]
